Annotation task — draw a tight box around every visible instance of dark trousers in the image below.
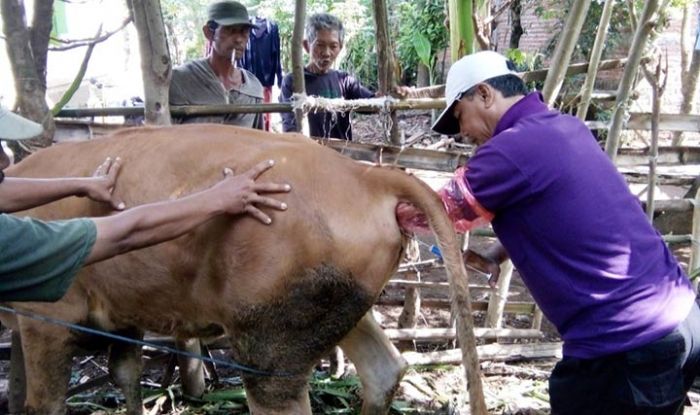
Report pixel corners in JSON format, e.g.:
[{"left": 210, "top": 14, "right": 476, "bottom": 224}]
[{"left": 549, "top": 300, "right": 700, "bottom": 415}]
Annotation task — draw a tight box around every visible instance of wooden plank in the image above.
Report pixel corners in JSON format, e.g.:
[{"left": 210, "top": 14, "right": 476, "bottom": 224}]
[
  {"left": 403, "top": 342, "right": 563, "bottom": 365},
  {"left": 384, "top": 327, "right": 542, "bottom": 341},
  {"left": 376, "top": 298, "right": 537, "bottom": 314},
  {"left": 387, "top": 279, "right": 496, "bottom": 291}
]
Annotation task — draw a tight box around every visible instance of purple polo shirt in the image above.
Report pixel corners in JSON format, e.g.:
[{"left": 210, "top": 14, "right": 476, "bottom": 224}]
[{"left": 465, "top": 92, "right": 695, "bottom": 358}]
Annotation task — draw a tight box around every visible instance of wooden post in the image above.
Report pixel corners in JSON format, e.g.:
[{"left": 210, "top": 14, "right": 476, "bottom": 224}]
[
  {"left": 645, "top": 56, "right": 668, "bottom": 221},
  {"left": 372, "top": 0, "right": 400, "bottom": 144},
  {"left": 577, "top": 0, "right": 615, "bottom": 120},
  {"left": 542, "top": 0, "right": 592, "bottom": 106},
  {"left": 485, "top": 260, "right": 514, "bottom": 329},
  {"left": 291, "top": 0, "right": 306, "bottom": 133},
  {"left": 531, "top": 306, "right": 544, "bottom": 330},
  {"left": 604, "top": 0, "right": 664, "bottom": 162},
  {"left": 127, "top": 0, "right": 171, "bottom": 125},
  {"left": 690, "top": 187, "right": 700, "bottom": 292}
]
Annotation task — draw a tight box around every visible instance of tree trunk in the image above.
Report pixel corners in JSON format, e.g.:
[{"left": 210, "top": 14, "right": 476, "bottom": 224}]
[
  {"left": 416, "top": 63, "right": 430, "bottom": 88},
  {"left": 672, "top": 4, "right": 700, "bottom": 146},
  {"left": 472, "top": 0, "right": 491, "bottom": 50},
  {"left": 30, "top": 0, "right": 53, "bottom": 90},
  {"left": 372, "top": 0, "right": 400, "bottom": 144},
  {"left": 605, "top": 0, "right": 662, "bottom": 162},
  {"left": 1, "top": 0, "right": 54, "bottom": 160},
  {"left": 509, "top": 0, "right": 523, "bottom": 49},
  {"left": 577, "top": 0, "right": 615, "bottom": 121},
  {"left": 127, "top": 0, "right": 171, "bottom": 126},
  {"left": 542, "top": 0, "right": 593, "bottom": 106},
  {"left": 291, "top": 0, "right": 306, "bottom": 133}
]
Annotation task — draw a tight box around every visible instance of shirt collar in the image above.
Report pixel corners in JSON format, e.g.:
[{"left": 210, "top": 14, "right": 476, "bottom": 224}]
[{"left": 493, "top": 92, "right": 549, "bottom": 136}]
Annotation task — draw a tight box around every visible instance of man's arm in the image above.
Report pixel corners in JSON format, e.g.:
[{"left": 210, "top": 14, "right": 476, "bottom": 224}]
[
  {"left": 86, "top": 160, "right": 290, "bottom": 264},
  {"left": 465, "top": 242, "right": 509, "bottom": 287},
  {"left": 0, "top": 157, "right": 124, "bottom": 213}
]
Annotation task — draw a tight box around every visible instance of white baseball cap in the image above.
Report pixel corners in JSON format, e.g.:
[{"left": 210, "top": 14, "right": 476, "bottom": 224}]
[
  {"left": 0, "top": 108, "right": 43, "bottom": 141},
  {"left": 432, "top": 51, "right": 517, "bottom": 135}
]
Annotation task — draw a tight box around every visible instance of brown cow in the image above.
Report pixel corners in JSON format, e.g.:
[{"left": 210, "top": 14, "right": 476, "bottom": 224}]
[{"left": 2, "top": 124, "right": 481, "bottom": 415}]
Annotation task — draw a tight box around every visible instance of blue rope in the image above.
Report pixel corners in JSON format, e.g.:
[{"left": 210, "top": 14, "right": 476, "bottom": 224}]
[{"left": 0, "top": 304, "right": 292, "bottom": 377}]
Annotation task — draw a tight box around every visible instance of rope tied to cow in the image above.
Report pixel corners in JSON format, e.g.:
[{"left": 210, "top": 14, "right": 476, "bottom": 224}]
[{"left": 0, "top": 304, "right": 295, "bottom": 378}]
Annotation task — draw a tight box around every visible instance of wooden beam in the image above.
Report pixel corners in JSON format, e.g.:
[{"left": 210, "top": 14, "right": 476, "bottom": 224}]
[
  {"left": 376, "top": 298, "right": 537, "bottom": 313},
  {"left": 403, "top": 342, "right": 563, "bottom": 365},
  {"left": 588, "top": 113, "right": 700, "bottom": 132},
  {"left": 384, "top": 327, "right": 542, "bottom": 341}
]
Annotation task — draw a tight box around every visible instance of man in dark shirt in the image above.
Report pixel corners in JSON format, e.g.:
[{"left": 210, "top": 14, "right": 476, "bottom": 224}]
[{"left": 279, "top": 13, "right": 374, "bottom": 140}]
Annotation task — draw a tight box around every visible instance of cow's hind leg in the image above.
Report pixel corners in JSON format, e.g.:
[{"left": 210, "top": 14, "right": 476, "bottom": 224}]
[
  {"left": 230, "top": 264, "right": 376, "bottom": 414},
  {"left": 108, "top": 329, "right": 144, "bottom": 415},
  {"left": 339, "top": 312, "right": 408, "bottom": 415}
]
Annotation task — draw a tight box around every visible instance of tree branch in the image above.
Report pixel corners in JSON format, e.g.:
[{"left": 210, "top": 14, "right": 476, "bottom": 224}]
[
  {"left": 49, "top": 16, "right": 132, "bottom": 51},
  {"left": 472, "top": 0, "right": 491, "bottom": 50},
  {"left": 484, "top": 0, "right": 513, "bottom": 26}
]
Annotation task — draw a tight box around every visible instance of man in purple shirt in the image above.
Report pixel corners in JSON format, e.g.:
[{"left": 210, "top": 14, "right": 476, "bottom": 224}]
[{"left": 400, "top": 51, "right": 700, "bottom": 414}]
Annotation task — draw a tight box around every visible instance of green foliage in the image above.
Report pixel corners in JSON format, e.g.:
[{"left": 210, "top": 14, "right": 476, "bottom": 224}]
[
  {"left": 342, "top": 22, "right": 380, "bottom": 90},
  {"left": 161, "top": 0, "right": 210, "bottom": 64},
  {"left": 394, "top": 0, "right": 448, "bottom": 85}
]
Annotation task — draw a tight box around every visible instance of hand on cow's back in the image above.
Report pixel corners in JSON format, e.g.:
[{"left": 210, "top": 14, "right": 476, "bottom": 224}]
[
  {"left": 79, "top": 156, "right": 126, "bottom": 211},
  {"left": 212, "top": 159, "right": 292, "bottom": 224}
]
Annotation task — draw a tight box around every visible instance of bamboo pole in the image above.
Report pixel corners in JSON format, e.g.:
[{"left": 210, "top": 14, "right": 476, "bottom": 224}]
[
  {"left": 372, "top": 0, "right": 400, "bottom": 144},
  {"left": 384, "top": 327, "right": 542, "bottom": 341},
  {"left": 690, "top": 187, "right": 700, "bottom": 291},
  {"left": 403, "top": 342, "right": 563, "bottom": 365},
  {"left": 645, "top": 56, "right": 668, "bottom": 221},
  {"left": 291, "top": 0, "right": 306, "bottom": 133},
  {"left": 531, "top": 307, "right": 544, "bottom": 330},
  {"left": 542, "top": 0, "right": 592, "bottom": 106},
  {"left": 485, "top": 260, "right": 514, "bottom": 328},
  {"left": 604, "top": 0, "right": 662, "bottom": 162},
  {"left": 577, "top": 0, "right": 615, "bottom": 120}
]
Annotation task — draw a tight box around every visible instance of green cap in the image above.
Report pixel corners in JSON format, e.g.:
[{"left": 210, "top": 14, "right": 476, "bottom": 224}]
[
  {"left": 0, "top": 108, "right": 43, "bottom": 141},
  {"left": 207, "top": 1, "right": 255, "bottom": 28}
]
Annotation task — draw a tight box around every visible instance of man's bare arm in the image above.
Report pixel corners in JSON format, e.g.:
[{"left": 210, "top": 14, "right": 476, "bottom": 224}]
[
  {"left": 0, "top": 157, "right": 124, "bottom": 213},
  {"left": 86, "top": 160, "right": 290, "bottom": 264}
]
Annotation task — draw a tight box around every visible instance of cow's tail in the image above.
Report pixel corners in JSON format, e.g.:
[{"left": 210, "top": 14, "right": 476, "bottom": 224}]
[{"left": 375, "top": 167, "right": 488, "bottom": 415}]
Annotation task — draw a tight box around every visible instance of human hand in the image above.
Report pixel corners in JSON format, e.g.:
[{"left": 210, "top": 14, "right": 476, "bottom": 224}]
[
  {"left": 82, "top": 157, "right": 125, "bottom": 210},
  {"left": 213, "top": 159, "right": 292, "bottom": 224},
  {"left": 391, "top": 85, "right": 416, "bottom": 99},
  {"left": 463, "top": 249, "right": 502, "bottom": 288}
]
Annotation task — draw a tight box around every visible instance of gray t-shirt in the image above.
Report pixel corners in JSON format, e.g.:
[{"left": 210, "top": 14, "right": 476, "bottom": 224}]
[
  {"left": 170, "top": 58, "right": 264, "bottom": 128},
  {"left": 0, "top": 214, "right": 96, "bottom": 302}
]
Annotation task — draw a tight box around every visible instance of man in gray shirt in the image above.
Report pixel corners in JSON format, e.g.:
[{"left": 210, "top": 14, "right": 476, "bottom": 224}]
[{"left": 169, "top": 1, "right": 264, "bottom": 128}]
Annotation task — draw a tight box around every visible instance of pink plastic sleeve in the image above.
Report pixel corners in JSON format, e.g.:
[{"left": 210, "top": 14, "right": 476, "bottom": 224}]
[{"left": 397, "top": 167, "right": 494, "bottom": 234}]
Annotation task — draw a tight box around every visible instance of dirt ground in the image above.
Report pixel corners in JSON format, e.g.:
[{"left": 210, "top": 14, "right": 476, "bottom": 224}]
[{"left": 1, "top": 111, "right": 699, "bottom": 414}]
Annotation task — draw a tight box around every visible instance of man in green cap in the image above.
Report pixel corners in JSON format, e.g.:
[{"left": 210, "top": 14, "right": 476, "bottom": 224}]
[
  {"left": 169, "top": 0, "right": 264, "bottom": 128},
  {"left": 0, "top": 108, "right": 291, "bottom": 302}
]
